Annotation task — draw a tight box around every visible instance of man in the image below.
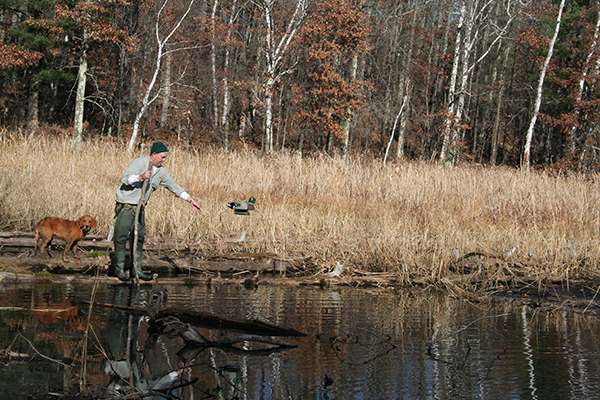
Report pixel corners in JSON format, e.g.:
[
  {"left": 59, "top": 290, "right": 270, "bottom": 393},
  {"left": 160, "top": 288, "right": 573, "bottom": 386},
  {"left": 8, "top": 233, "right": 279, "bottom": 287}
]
[{"left": 113, "top": 141, "right": 202, "bottom": 281}]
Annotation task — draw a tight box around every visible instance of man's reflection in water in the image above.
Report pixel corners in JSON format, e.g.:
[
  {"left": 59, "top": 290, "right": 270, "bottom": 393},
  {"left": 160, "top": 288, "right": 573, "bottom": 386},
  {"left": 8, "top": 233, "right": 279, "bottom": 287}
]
[{"left": 104, "top": 285, "right": 181, "bottom": 397}]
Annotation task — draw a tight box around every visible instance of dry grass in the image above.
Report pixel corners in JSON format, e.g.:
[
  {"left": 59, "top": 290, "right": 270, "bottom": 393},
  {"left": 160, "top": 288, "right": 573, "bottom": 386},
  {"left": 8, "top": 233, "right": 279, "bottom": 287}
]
[{"left": 2, "top": 128, "right": 600, "bottom": 285}]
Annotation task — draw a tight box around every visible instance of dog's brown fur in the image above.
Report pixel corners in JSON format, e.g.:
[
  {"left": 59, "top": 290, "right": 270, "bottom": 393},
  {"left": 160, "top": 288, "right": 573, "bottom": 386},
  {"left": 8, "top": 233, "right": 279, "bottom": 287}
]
[{"left": 34, "top": 215, "right": 97, "bottom": 262}]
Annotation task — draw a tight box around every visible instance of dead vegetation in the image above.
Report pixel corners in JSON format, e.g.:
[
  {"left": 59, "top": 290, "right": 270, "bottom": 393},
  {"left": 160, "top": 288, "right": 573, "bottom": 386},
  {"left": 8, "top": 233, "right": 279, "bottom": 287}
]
[{"left": 1, "top": 129, "right": 600, "bottom": 297}]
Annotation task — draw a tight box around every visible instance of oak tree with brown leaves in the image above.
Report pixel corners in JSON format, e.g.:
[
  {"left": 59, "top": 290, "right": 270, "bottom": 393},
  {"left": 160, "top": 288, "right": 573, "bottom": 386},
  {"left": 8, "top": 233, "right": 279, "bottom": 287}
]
[{"left": 297, "top": 0, "right": 372, "bottom": 156}]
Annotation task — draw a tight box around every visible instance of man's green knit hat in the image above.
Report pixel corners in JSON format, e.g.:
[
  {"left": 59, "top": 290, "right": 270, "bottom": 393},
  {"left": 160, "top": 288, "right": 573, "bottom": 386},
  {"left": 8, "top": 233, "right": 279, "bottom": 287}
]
[{"left": 150, "top": 141, "right": 168, "bottom": 154}]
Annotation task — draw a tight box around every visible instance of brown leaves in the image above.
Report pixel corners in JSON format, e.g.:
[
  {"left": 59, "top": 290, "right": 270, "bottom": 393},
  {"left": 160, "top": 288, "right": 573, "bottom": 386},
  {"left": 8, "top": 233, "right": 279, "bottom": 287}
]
[
  {"left": 297, "top": 0, "right": 373, "bottom": 140},
  {"left": 0, "top": 44, "right": 43, "bottom": 69}
]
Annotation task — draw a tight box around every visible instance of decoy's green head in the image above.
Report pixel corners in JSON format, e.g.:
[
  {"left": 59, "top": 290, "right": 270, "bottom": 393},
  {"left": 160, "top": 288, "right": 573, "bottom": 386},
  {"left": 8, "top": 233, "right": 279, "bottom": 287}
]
[{"left": 248, "top": 197, "right": 256, "bottom": 204}]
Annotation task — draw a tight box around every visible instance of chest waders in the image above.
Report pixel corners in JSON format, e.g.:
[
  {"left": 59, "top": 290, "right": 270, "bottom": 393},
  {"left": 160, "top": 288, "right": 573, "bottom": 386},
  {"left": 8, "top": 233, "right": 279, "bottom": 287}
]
[{"left": 113, "top": 161, "right": 153, "bottom": 283}]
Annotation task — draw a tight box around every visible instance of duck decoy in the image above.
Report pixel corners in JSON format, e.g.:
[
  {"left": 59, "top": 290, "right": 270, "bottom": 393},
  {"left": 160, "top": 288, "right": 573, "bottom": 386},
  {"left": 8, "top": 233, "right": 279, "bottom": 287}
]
[{"left": 227, "top": 197, "right": 256, "bottom": 215}]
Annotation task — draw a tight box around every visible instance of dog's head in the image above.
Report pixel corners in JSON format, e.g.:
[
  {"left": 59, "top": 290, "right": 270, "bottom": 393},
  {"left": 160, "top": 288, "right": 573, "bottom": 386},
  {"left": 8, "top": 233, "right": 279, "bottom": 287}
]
[{"left": 78, "top": 215, "right": 98, "bottom": 233}]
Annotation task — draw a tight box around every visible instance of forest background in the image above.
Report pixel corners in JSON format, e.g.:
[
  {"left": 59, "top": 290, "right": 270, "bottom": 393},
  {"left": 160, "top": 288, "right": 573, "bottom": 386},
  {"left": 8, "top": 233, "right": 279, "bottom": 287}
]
[{"left": 2, "top": 0, "right": 600, "bottom": 169}]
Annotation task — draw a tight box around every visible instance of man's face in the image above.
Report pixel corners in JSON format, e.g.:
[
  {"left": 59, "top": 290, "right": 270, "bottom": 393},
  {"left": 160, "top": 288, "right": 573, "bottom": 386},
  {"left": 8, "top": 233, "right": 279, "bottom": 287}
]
[{"left": 150, "top": 151, "right": 168, "bottom": 167}]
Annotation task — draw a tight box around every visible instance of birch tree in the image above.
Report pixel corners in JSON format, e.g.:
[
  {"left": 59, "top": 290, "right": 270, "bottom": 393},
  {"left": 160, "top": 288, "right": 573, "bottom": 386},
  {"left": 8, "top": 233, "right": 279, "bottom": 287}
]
[
  {"left": 439, "top": 0, "right": 519, "bottom": 164},
  {"left": 522, "top": 0, "right": 565, "bottom": 170},
  {"left": 258, "top": 0, "right": 307, "bottom": 154},
  {"left": 160, "top": 53, "right": 171, "bottom": 128},
  {"left": 567, "top": 0, "right": 600, "bottom": 167},
  {"left": 220, "top": 0, "right": 237, "bottom": 145},
  {"left": 128, "top": 0, "right": 196, "bottom": 151},
  {"left": 211, "top": 0, "right": 220, "bottom": 135},
  {"left": 73, "top": 27, "right": 88, "bottom": 151},
  {"left": 210, "top": 0, "right": 239, "bottom": 152},
  {"left": 35, "top": 0, "right": 133, "bottom": 151}
]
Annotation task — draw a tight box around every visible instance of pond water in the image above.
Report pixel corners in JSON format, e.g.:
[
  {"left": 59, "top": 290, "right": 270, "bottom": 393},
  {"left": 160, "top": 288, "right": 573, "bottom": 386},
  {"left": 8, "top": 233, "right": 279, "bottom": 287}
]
[{"left": 0, "top": 280, "right": 599, "bottom": 399}]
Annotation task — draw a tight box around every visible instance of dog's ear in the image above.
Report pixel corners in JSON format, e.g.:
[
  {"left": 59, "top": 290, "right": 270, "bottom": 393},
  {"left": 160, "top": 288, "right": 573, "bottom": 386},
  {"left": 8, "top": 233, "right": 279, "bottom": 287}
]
[{"left": 89, "top": 217, "right": 98, "bottom": 229}]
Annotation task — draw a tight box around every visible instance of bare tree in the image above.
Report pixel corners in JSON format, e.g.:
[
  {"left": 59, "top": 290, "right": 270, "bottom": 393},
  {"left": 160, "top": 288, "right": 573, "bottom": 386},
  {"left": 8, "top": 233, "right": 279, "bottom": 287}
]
[
  {"left": 568, "top": 0, "right": 600, "bottom": 167},
  {"left": 128, "top": 0, "right": 197, "bottom": 151},
  {"left": 258, "top": 0, "right": 307, "bottom": 154},
  {"left": 73, "top": 28, "right": 88, "bottom": 151},
  {"left": 523, "top": 0, "right": 565, "bottom": 170},
  {"left": 220, "top": 0, "right": 237, "bottom": 145},
  {"left": 160, "top": 53, "right": 172, "bottom": 128},
  {"left": 210, "top": 0, "right": 239, "bottom": 152},
  {"left": 439, "top": 0, "right": 519, "bottom": 165}
]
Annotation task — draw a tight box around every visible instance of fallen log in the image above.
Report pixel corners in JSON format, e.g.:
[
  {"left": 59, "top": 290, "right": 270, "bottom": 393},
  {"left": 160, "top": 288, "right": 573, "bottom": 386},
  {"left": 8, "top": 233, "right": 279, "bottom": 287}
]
[
  {"left": 0, "top": 232, "right": 254, "bottom": 252},
  {"left": 0, "top": 236, "right": 185, "bottom": 252},
  {"left": 0, "top": 237, "right": 112, "bottom": 250},
  {"left": 0, "top": 253, "right": 298, "bottom": 278},
  {"left": 83, "top": 301, "right": 306, "bottom": 337},
  {"left": 153, "top": 308, "right": 307, "bottom": 337}
]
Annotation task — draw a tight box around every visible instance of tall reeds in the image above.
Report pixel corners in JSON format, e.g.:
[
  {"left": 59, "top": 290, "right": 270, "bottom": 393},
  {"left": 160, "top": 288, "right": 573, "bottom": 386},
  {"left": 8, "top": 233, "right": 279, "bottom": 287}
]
[{"left": 2, "top": 128, "right": 599, "bottom": 282}]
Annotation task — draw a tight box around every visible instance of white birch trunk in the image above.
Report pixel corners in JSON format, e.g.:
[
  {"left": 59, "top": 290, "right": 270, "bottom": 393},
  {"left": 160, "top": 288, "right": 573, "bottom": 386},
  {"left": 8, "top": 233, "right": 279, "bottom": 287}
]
[
  {"left": 569, "top": 0, "right": 600, "bottom": 153},
  {"left": 128, "top": 0, "right": 195, "bottom": 151},
  {"left": 439, "top": 3, "right": 465, "bottom": 164},
  {"left": 264, "top": 76, "right": 276, "bottom": 153},
  {"left": 383, "top": 91, "right": 408, "bottom": 166},
  {"left": 210, "top": 0, "right": 220, "bottom": 133},
  {"left": 395, "top": 7, "right": 418, "bottom": 162},
  {"left": 73, "top": 28, "right": 88, "bottom": 151},
  {"left": 341, "top": 53, "right": 359, "bottom": 159},
  {"left": 160, "top": 52, "right": 171, "bottom": 128},
  {"left": 441, "top": 0, "right": 517, "bottom": 165},
  {"left": 221, "top": 0, "right": 236, "bottom": 131},
  {"left": 396, "top": 83, "right": 410, "bottom": 160},
  {"left": 262, "top": 0, "right": 306, "bottom": 154},
  {"left": 523, "top": 0, "right": 565, "bottom": 170}
]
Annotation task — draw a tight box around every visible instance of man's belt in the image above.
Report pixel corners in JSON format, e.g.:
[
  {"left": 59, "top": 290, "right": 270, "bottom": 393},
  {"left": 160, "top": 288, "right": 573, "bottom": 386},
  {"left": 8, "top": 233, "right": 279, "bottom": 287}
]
[{"left": 115, "top": 202, "right": 143, "bottom": 217}]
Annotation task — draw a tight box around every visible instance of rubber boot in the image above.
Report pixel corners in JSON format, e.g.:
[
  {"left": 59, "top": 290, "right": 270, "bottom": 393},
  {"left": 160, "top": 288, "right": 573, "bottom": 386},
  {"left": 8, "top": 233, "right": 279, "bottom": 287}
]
[
  {"left": 135, "top": 249, "right": 153, "bottom": 281},
  {"left": 114, "top": 249, "right": 130, "bottom": 282}
]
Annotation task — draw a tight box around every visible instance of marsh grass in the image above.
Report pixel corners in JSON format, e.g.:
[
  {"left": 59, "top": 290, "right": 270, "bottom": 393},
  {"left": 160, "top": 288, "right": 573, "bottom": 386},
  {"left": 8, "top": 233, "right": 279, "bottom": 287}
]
[{"left": 2, "top": 128, "right": 600, "bottom": 285}]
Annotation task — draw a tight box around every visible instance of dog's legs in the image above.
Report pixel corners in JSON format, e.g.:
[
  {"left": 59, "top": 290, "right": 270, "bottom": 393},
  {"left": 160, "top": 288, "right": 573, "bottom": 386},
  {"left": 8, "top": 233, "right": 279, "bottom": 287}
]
[
  {"left": 65, "top": 239, "right": 85, "bottom": 262},
  {"left": 39, "top": 236, "right": 53, "bottom": 259},
  {"left": 63, "top": 241, "right": 78, "bottom": 262}
]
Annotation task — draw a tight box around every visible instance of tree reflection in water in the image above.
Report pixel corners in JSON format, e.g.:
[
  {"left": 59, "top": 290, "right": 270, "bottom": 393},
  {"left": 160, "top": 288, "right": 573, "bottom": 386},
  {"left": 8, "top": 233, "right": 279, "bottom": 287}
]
[{"left": 0, "top": 283, "right": 600, "bottom": 399}]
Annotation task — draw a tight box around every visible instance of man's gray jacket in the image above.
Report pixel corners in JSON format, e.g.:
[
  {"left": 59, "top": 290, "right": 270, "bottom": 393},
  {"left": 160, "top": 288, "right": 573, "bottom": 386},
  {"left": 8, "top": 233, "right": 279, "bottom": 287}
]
[{"left": 115, "top": 156, "right": 186, "bottom": 205}]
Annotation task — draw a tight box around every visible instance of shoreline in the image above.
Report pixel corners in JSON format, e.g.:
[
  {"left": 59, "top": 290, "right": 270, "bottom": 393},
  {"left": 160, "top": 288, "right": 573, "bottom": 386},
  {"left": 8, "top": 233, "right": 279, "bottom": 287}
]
[{"left": 1, "top": 230, "right": 599, "bottom": 315}]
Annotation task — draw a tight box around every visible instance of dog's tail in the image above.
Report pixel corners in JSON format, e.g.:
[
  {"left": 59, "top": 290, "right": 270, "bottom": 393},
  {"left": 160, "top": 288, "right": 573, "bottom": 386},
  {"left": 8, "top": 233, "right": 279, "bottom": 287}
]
[{"left": 33, "top": 224, "right": 40, "bottom": 256}]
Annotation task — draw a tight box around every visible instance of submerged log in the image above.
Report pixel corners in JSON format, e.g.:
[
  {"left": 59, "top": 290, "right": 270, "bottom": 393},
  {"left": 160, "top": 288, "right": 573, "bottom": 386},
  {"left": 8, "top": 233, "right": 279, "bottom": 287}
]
[
  {"left": 150, "top": 316, "right": 300, "bottom": 360},
  {"left": 154, "top": 308, "right": 307, "bottom": 337},
  {"left": 177, "top": 334, "right": 299, "bottom": 361},
  {"left": 83, "top": 301, "right": 306, "bottom": 337}
]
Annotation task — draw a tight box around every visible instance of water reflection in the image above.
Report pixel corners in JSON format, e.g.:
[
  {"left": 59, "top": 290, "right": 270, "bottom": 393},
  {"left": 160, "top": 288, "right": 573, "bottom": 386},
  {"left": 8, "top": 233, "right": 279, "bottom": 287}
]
[
  {"left": 104, "top": 285, "right": 184, "bottom": 397},
  {"left": 0, "top": 282, "right": 599, "bottom": 399}
]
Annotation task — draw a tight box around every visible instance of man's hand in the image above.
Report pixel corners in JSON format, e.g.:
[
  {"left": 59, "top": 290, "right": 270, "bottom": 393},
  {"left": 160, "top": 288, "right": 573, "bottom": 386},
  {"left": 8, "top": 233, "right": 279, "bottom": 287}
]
[
  {"left": 139, "top": 170, "right": 152, "bottom": 180},
  {"left": 188, "top": 198, "right": 202, "bottom": 214}
]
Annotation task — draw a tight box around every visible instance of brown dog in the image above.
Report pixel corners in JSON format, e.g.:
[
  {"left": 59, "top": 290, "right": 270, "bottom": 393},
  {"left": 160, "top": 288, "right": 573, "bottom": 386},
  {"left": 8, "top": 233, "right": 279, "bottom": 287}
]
[{"left": 34, "top": 215, "right": 97, "bottom": 262}]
